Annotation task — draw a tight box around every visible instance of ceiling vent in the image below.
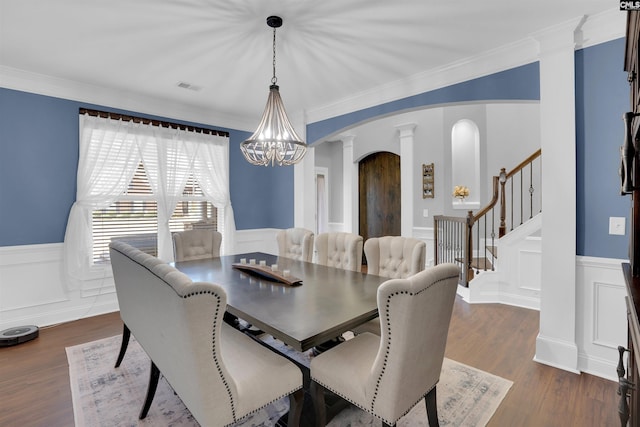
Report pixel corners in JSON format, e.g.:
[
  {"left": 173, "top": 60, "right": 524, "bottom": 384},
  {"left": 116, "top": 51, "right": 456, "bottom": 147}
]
[{"left": 176, "top": 81, "right": 202, "bottom": 91}]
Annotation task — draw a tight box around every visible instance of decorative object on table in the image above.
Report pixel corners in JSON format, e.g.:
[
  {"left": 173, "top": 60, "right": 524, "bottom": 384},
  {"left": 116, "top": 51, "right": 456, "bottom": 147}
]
[
  {"left": 232, "top": 262, "right": 303, "bottom": 286},
  {"left": 240, "top": 16, "right": 306, "bottom": 167},
  {"left": 422, "top": 163, "right": 434, "bottom": 198},
  {"left": 67, "top": 334, "right": 512, "bottom": 427},
  {"left": 453, "top": 185, "right": 470, "bottom": 201}
]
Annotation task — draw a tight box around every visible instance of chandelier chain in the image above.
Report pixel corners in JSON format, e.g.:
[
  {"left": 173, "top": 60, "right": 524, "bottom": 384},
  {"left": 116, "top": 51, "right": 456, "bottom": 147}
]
[{"left": 271, "top": 26, "right": 277, "bottom": 85}]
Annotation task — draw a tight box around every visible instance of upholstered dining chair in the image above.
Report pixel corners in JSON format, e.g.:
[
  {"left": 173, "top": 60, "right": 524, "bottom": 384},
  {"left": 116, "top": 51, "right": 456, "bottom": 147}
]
[
  {"left": 109, "top": 241, "right": 304, "bottom": 427},
  {"left": 315, "top": 232, "right": 363, "bottom": 272},
  {"left": 276, "top": 227, "right": 314, "bottom": 262},
  {"left": 354, "top": 235, "right": 426, "bottom": 335},
  {"left": 313, "top": 232, "right": 364, "bottom": 353},
  {"left": 310, "top": 263, "right": 460, "bottom": 427},
  {"left": 172, "top": 229, "right": 222, "bottom": 262},
  {"left": 172, "top": 229, "right": 241, "bottom": 329}
]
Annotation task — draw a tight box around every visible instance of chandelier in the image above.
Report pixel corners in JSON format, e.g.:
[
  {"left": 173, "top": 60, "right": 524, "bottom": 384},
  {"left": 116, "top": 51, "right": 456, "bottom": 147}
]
[{"left": 240, "top": 16, "right": 307, "bottom": 167}]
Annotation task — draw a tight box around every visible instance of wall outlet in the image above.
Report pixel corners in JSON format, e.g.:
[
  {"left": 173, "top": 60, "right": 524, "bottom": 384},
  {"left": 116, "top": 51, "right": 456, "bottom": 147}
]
[
  {"left": 609, "top": 217, "right": 626, "bottom": 236},
  {"left": 423, "top": 209, "right": 429, "bottom": 218}
]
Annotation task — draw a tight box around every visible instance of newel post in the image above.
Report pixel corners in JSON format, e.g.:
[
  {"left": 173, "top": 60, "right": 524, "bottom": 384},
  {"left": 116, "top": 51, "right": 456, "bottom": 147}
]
[
  {"left": 465, "top": 210, "right": 475, "bottom": 283},
  {"left": 499, "top": 168, "right": 507, "bottom": 237}
]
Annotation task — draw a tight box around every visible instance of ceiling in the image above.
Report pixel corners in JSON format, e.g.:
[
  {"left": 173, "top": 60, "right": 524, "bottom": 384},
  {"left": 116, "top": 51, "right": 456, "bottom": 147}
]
[{"left": 0, "top": 0, "right": 616, "bottom": 130}]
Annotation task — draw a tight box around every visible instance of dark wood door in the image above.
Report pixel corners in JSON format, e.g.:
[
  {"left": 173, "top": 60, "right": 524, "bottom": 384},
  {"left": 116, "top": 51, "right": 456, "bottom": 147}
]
[{"left": 359, "top": 151, "right": 401, "bottom": 247}]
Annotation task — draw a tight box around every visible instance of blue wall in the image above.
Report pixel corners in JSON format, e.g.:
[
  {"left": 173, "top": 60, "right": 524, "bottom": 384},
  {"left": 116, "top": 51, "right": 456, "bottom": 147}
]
[
  {"left": 0, "top": 90, "right": 79, "bottom": 246},
  {"left": 307, "top": 62, "right": 541, "bottom": 144},
  {"left": 575, "top": 38, "right": 630, "bottom": 259},
  {"left": 228, "top": 128, "right": 294, "bottom": 230},
  {"left": 0, "top": 88, "right": 294, "bottom": 246}
]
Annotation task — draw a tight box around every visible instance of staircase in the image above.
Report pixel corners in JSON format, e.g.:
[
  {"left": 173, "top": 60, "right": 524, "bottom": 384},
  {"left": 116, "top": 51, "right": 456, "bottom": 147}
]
[{"left": 434, "top": 149, "right": 542, "bottom": 308}]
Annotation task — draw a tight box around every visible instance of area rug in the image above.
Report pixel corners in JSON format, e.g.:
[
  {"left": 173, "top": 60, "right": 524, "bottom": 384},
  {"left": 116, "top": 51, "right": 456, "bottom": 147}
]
[{"left": 66, "top": 334, "right": 512, "bottom": 426}]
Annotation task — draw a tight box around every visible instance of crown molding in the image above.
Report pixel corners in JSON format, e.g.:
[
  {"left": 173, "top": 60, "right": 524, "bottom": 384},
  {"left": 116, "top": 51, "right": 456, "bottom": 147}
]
[
  {"left": 306, "top": 7, "right": 623, "bottom": 125},
  {"left": 576, "top": 8, "right": 625, "bottom": 49},
  {"left": 0, "top": 65, "right": 255, "bottom": 132}
]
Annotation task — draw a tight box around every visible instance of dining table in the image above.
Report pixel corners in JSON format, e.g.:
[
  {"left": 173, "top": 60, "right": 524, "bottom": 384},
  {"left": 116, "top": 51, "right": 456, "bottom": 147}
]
[{"left": 172, "top": 251, "right": 389, "bottom": 352}]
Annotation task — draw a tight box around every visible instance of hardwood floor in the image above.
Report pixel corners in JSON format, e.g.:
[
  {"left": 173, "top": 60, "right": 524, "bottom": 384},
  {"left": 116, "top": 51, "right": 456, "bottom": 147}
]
[{"left": 0, "top": 297, "right": 619, "bottom": 426}]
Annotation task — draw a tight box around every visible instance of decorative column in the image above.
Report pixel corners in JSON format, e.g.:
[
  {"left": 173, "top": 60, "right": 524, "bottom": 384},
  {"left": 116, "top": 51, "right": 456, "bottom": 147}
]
[
  {"left": 341, "top": 135, "right": 357, "bottom": 233},
  {"left": 397, "top": 123, "right": 416, "bottom": 237},
  {"left": 533, "top": 17, "right": 583, "bottom": 374},
  {"left": 294, "top": 140, "right": 315, "bottom": 231}
]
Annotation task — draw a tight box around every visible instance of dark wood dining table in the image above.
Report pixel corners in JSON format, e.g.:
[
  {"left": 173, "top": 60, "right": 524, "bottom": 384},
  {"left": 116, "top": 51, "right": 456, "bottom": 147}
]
[{"left": 172, "top": 251, "right": 388, "bottom": 352}]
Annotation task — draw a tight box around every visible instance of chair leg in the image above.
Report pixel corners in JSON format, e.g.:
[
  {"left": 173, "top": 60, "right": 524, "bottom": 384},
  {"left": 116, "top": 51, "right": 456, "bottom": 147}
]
[
  {"left": 114, "top": 324, "right": 131, "bottom": 368},
  {"left": 310, "top": 380, "right": 327, "bottom": 427},
  {"left": 425, "top": 387, "right": 439, "bottom": 427},
  {"left": 139, "top": 361, "right": 160, "bottom": 419},
  {"left": 287, "top": 389, "right": 304, "bottom": 427}
]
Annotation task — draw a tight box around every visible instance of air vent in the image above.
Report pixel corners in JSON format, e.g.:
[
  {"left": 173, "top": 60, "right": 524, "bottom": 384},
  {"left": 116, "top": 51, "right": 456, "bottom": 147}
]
[{"left": 176, "top": 81, "right": 202, "bottom": 91}]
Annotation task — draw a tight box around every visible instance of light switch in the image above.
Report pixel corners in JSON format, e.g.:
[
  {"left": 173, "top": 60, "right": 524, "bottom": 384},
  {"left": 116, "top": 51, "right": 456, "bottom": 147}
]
[
  {"left": 423, "top": 209, "right": 429, "bottom": 218},
  {"left": 609, "top": 217, "right": 626, "bottom": 236}
]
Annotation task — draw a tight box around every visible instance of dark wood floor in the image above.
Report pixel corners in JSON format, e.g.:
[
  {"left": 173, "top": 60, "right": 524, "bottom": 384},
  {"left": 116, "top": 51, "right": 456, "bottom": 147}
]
[{"left": 0, "top": 296, "right": 620, "bottom": 426}]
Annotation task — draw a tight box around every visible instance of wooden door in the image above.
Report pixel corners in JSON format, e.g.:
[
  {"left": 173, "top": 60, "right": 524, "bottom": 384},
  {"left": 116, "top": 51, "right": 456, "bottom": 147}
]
[{"left": 359, "top": 151, "right": 401, "bottom": 247}]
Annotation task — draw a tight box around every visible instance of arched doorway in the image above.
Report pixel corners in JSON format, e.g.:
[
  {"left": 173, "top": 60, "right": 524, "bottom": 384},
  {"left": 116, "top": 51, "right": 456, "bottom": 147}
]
[{"left": 358, "top": 152, "right": 401, "bottom": 255}]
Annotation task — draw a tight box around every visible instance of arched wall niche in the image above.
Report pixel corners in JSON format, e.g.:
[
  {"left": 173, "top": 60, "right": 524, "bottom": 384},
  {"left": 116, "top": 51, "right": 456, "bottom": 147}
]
[{"left": 451, "top": 119, "right": 481, "bottom": 210}]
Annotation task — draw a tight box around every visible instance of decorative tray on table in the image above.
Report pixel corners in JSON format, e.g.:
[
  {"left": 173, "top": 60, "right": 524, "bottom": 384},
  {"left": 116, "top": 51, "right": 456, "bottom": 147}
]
[{"left": 231, "top": 262, "right": 303, "bottom": 286}]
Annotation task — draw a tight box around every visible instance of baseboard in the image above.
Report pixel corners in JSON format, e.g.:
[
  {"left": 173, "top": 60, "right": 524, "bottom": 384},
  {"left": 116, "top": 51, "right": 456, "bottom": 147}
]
[{"left": 534, "top": 333, "right": 580, "bottom": 374}]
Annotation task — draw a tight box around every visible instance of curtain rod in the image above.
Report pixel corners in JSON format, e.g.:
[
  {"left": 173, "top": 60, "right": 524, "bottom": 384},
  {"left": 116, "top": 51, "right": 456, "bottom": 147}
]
[{"left": 79, "top": 108, "right": 229, "bottom": 137}]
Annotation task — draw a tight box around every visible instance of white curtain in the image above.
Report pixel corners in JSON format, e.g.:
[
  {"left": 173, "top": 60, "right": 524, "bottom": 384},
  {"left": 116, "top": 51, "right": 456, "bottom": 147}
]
[
  {"left": 142, "top": 128, "right": 196, "bottom": 261},
  {"left": 64, "top": 116, "right": 143, "bottom": 286},
  {"left": 191, "top": 133, "right": 236, "bottom": 255},
  {"left": 64, "top": 114, "right": 234, "bottom": 289}
]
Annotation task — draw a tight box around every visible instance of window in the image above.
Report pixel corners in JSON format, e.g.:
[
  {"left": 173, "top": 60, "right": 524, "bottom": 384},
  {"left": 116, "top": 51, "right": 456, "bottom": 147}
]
[
  {"left": 64, "top": 112, "right": 234, "bottom": 285},
  {"left": 92, "top": 163, "right": 217, "bottom": 264}
]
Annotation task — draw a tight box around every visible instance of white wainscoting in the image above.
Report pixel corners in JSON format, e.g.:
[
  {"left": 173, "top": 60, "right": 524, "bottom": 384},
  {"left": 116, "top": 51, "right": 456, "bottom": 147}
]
[
  {"left": 576, "top": 256, "right": 627, "bottom": 381},
  {"left": 412, "top": 226, "right": 435, "bottom": 266},
  {"left": 0, "top": 243, "right": 119, "bottom": 330},
  {"left": 234, "top": 228, "right": 279, "bottom": 255}
]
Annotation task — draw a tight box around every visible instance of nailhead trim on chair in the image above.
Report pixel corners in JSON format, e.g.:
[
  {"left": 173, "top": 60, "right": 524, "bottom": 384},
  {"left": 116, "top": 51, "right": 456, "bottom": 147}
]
[
  {"left": 112, "top": 241, "right": 303, "bottom": 426},
  {"left": 183, "top": 290, "right": 237, "bottom": 421},
  {"left": 182, "top": 290, "right": 303, "bottom": 426},
  {"left": 368, "top": 273, "right": 460, "bottom": 424}
]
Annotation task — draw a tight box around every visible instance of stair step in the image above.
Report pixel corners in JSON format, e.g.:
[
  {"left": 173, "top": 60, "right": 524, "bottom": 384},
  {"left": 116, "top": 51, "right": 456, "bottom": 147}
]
[
  {"left": 470, "top": 257, "right": 493, "bottom": 271},
  {"left": 454, "top": 257, "right": 494, "bottom": 271}
]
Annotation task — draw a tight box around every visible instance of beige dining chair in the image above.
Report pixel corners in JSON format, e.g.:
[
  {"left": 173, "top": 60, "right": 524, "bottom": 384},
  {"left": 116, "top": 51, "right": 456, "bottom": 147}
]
[
  {"left": 354, "top": 235, "right": 426, "bottom": 335},
  {"left": 315, "top": 232, "right": 363, "bottom": 272},
  {"left": 172, "top": 229, "right": 222, "bottom": 261},
  {"left": 109, "top": 241, "right": 304, "bottom": 427},
  {"left": 172, "top": 229, "right": 242, "bottom": 328},
  {"left": 310, "top": 263, "right": 460, "bottom": 427},
  {"left": 313, "top": 231, "right": 364, "bottom": 353},
  {"left": 276, "top": 227, "right": 314, "bottom": 262}
]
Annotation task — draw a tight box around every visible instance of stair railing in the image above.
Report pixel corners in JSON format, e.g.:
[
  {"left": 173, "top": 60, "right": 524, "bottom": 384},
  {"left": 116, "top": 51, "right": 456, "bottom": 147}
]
[{"left": 434, "top": 148, "right": 542, "bottom": 286}]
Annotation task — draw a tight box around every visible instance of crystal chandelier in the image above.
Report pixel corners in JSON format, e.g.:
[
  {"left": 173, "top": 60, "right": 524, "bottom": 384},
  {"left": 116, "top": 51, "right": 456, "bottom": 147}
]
[{"left": 240, "top": 16, "right": 307, "bottom": 167}]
